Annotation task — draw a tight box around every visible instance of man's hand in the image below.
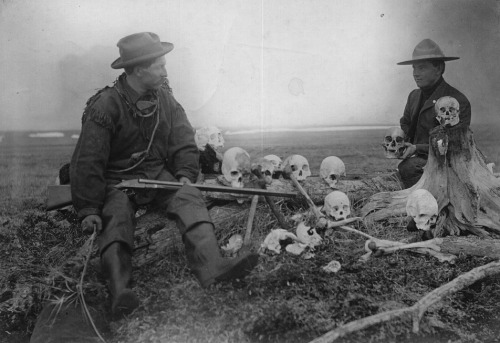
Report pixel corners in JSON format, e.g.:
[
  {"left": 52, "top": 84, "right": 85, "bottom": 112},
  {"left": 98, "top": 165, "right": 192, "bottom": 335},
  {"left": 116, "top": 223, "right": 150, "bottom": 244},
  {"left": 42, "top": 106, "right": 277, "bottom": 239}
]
[
  {"left": 401, "top": 143, "right": 416, "bottom": 160},
  {"left": 82, "top": 214, "right": 102, "bottom": 235},
  {"left": 178, "top": 176, "right": 192, "bottom": 185}
]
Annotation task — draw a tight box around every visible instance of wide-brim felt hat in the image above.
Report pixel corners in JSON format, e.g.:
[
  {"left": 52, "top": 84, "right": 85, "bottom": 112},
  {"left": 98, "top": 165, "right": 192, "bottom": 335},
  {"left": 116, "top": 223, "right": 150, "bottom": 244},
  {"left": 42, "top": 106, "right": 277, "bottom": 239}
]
[
  {"left": 397, "top": 39, "right": 459, "bottom": 65},
  {"left": 111, "top": 32, "right": 173, "bottom": 69}
]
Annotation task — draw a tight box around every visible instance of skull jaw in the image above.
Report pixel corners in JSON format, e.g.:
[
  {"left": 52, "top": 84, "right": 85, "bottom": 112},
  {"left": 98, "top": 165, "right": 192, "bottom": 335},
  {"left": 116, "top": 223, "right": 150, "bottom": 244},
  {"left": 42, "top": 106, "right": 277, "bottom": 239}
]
[
  {"left": 323, "top": 174, "right": 339, "bottom": 188},
  {"left": 436, "top": 115, "right": 459, "bottom": 127},
  {"left": 414, "top": 215, "right": 438, "bottom": 231},
  {"left": 384, "top": 146, "right": 406, "bottom": 159}
]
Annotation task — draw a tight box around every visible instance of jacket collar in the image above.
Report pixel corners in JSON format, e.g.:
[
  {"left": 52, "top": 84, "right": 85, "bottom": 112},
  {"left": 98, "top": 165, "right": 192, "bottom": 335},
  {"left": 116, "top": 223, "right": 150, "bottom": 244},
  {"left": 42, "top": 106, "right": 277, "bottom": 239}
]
[{"left": 419, "top": 78, "right": 450, "bottom": 114}]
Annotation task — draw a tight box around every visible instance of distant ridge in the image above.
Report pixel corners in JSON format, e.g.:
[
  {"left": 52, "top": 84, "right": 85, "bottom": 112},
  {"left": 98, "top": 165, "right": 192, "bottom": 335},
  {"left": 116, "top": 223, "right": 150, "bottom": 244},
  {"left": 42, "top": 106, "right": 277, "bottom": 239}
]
[
  {"left": 28, "top": 132, "right": 65, "bottom": 138},
  {"left": 225, "top": 125, "right": 392, "bottom": 135}
]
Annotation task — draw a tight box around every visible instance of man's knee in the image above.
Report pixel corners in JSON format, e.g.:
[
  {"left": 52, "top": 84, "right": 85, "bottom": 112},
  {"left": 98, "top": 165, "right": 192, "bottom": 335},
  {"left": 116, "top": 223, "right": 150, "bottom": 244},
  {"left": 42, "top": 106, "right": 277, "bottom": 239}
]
[
  {"left": 398, "top": 157, "right": 426, "bottom": 188},
  {"left": 167, "top": 185, "right": 211, "bottom": 234}
]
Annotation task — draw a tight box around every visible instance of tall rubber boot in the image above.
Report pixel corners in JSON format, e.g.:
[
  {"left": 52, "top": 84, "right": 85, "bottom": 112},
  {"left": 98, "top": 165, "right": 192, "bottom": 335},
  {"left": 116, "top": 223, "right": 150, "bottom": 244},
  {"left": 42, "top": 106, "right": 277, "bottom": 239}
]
[
  {"left": 101, "top": 242, "right": 139, "bottom": 319},
  {"left": 183, "top": 223, "right": 259, "bottom": 288}
]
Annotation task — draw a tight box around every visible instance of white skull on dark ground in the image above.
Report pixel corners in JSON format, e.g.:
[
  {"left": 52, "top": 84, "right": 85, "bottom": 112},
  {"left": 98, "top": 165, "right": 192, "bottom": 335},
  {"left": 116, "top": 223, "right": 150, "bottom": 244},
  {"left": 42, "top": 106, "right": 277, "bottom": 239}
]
[
  {"left": 319, "top": 156, "right": 346, "bottom": 188},
  {"left": 195, "top": 126, "right": 225, "bottom": 151},
  {"left": 285, "top": 222, "right": 322, "bottom": 255},
  {"left": 221, "top": 147, "right": 251, "bottom": 188},
  {"left": 263, "top": 154, "right": 283, "bottom": 172},
  {"left": 435, "top": 96, "right": 460, "bottom": 127},
  {"left": 260, "top": 229, "right": 301, "bottom": 254},
  {"left": 322, "top": 190, "right": 351, "bottom": 221},
  {"left": 383, "top": 127, "right": 406, "bottom": 159},
  {"left": 296, "top": 222, "right": 322, "bottom": 248},
  {"left": 406, "top": 189, "right": 438, "bottom": 231},
  {"left": 283, "top": 155, "right": 311, "bottom": 181}
]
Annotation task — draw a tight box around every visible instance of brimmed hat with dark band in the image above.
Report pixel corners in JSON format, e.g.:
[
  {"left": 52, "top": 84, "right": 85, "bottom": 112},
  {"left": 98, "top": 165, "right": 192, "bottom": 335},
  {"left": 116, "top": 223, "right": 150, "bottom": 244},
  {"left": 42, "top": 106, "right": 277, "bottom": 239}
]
[
  {"left": 111, "top": 32, "right": 173, "bottom": 69},
  {"left": 397, "top": 39, "right": 459, "bottom": 65}
]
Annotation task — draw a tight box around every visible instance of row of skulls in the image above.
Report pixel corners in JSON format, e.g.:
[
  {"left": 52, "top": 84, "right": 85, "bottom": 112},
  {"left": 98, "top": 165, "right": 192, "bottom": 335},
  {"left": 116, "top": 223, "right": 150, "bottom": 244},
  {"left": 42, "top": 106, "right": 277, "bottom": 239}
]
[
  {"left": 194, "top": 126, "right": 347, "bottom": 188},
  {"left": 383, "top": 96, "right": 461, "bottom": 159},
  {"left": 221, "top": 148, "right": 347, "bottom": 189}
]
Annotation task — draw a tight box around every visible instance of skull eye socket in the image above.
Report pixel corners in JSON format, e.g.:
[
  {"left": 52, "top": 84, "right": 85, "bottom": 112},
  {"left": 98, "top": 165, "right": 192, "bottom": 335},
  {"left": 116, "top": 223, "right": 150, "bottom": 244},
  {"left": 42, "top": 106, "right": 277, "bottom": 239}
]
[
  {"left": 396, "top": 137, "right": 404, "bottom": 143},
  {"left": 439, "top": 107, "right": 447, "bottom": 113},
  {"left": 385, "top": 136, "right": 393, "bottom": 143},
  {"left": 343, "top": 205, "right": 349, "bottom": 211},
  {"left": 302, "top": 165, "right": 309, "bottom": 171},
  {"left": 230, "top": 171, "right": 239, "bottom": 177},
  {"left": 291, "top": 165, "right": 298, "bottom": 171},
  {"left": 329, "top": 175, "right": 337, "bottom": 181},
  {"left": 264, "top": 170, "right": 272, "bottom": 176},
  {"left": 333, "top": 206, "right": 339, "bottom": 211}
]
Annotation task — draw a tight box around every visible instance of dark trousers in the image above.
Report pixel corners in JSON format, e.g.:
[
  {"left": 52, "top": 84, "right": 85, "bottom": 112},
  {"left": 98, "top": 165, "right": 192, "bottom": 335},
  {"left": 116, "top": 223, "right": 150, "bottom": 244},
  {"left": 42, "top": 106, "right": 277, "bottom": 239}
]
[
  {"left": 98, "top": 171, "right": 211, "bottom": 254},
  {"left": 398, "top": 155, "right": 427, "bottom": 189}
]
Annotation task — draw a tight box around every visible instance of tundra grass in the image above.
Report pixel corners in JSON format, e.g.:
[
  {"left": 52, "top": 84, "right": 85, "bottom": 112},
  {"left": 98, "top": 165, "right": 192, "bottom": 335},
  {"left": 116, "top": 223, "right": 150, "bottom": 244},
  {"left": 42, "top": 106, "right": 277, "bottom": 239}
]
[{"left": 1, "top": 124, "right": 500, "bottom": 343}]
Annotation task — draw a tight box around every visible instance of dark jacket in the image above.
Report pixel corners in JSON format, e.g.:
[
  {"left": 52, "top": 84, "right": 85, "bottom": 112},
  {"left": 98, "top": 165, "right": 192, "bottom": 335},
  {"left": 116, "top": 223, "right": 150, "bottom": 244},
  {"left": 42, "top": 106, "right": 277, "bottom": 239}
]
[
  {"left": 70, "top": 74, "right": 200, "bottom": 218},
  {"left": 400, "top": 79, "right": 471, "bottom": 156}
]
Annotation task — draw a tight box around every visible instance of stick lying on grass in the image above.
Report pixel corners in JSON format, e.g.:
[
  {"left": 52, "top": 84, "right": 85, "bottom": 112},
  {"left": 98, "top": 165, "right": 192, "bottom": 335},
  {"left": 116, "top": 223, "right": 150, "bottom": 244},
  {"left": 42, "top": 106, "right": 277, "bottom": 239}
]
[{"left": 308, "top": 259, "right": 500, "bottom": 343}]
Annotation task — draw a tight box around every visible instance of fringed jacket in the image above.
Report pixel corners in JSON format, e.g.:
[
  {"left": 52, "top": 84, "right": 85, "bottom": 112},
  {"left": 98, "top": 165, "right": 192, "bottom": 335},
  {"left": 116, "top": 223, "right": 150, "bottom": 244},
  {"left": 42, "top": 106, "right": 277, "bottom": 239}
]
[
  {"left": 70, "top": 74, "right": 200, "bottom": 218},
  {"left": 400, "top": 78, "right": 471, "bottom": 156}
]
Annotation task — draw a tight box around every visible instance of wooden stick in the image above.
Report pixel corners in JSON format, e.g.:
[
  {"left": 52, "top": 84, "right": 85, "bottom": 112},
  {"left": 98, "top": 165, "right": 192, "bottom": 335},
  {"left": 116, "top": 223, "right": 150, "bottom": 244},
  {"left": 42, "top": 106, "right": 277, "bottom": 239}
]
[
  {"left": 251, "top": 167, "right": 292, "bottom": 230},
  {"left": 308, "top": 260, "right": 500, "bottom": 343},
  {"left": 243, "top": 195, "right": 259, "bottom": 247},
  {"left": 288, "top": 174, "right": 323, "bottom": 220}
]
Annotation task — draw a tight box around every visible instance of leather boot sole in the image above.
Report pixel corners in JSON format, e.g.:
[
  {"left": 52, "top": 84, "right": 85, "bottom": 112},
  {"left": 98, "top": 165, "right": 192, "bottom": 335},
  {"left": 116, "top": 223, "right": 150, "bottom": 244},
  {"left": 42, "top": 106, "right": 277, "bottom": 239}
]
[
  {"left": 202, "top": 253, "right": 259, "bottom": 288},
  {"left": 112, "top": 289, "right": 139, "bottom": 320}
]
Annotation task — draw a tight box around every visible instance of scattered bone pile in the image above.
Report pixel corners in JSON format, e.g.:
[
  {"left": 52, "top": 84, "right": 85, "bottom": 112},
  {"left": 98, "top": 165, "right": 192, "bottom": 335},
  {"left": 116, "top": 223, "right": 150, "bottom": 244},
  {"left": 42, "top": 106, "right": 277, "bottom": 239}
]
[{"left": 193, "top": 119, "right": 479, "bottom": 269}]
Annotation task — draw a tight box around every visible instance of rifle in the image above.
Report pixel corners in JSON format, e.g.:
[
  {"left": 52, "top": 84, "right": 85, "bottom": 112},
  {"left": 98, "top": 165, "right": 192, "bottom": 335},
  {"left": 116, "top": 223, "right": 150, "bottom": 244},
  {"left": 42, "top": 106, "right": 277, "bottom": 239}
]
[{"left": 46, "top": 178, "right": 297, "bottom": 211}]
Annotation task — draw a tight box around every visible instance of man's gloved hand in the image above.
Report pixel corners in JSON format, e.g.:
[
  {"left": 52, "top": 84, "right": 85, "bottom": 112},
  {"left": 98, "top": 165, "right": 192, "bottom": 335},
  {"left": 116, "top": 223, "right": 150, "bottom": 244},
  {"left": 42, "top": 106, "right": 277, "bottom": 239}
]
[
  {"left": 82, "top": 214, "right": 102, "bottom": 235},
  {"left": 178, "top": 176, "right": 192, "bottom": 185},
  {"left": 401, "top": 143, "right": 417, "bottom": 160}
]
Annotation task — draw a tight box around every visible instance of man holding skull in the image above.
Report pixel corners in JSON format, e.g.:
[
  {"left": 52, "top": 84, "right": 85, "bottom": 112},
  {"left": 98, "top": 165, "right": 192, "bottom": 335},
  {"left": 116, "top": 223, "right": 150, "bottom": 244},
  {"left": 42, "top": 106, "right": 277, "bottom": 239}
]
[
  {"left": 70, "top": 32, "right": 259, "bottom": 319},
  {"left": 397, "top": 39, "right": 471, "bottom": 188}
]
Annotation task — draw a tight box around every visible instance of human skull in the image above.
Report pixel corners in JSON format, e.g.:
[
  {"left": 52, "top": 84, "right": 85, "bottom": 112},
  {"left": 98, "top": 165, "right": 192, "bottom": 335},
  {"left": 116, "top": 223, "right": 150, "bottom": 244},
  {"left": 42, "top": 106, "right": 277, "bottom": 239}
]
[
  {"left": 195, "top": 126, "right": 225, "bottom": 151},
  {"left": 260, "top": 229, "right": 301, "bottom": 254},
  {"left": 406, "top": 189, "right": 438, "bottom": 231},
  {"left": 295, "top": 222, "right": 322, "bottom": 248},
  {"left": 221, "top": 147, "right": 251, "bottom": 188},
  {"left": 263, "top": 154, "right": 283, "bottom": 172},
  {"left": 253, "top": 157, "right": 275, "bottom": 184},
  {"left": 435, "top": 96, "right": 460, "bottom": 127},
  {"left": 322, "top": 191, "right": 351, "bottom": 221},
  {"left": 383, "top": 127, "right": 406, "bottom": 159},
  {"left": 283, "top": 155, "right": 311, "bottom": 181},
  {"left": 319, "top": 156, "right": 346, "bottom": 188}
]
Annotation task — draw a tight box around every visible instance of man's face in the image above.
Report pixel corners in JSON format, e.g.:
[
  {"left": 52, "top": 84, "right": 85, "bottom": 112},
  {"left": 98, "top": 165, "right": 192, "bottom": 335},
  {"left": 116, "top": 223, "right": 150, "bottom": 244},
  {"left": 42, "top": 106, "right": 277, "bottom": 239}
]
[
  {"left": 139, "top": 56, "right": 168, "bottom": 90},
  {"left": 412, "top": 61, "right": 442, "bottom": 89}
]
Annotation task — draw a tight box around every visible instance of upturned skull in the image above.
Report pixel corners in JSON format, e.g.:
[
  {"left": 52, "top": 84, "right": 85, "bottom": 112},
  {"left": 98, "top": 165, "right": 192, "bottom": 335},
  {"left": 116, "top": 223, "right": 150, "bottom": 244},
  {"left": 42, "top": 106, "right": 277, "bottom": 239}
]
[
  {"left": 295, "top": 222, "right": 322, "bottom": 249},
  {"left": 322, "top": 190, "right": 351, "bottom": 221},
  {"left": 320, "top": 156, "right": 346, "bottom": 188},
  {"left": 406, "top": 189, "right": 438, "bottom": 231},
  {"left": 283, "top": 155, "right": 311, "bottom": 181},
  {"left": 383, "top": 127, "right": 406, "bottom": 159},
  {"left": 263, "top": 154, "right": 283, "bottom": 172},
  {"left": 435, "top": 96, "right": 460, "bottom": 127},
  {"left": 195, "top": 126, "right": 225, "bottom": 151},
  {"left": 221, "top": 147, "right": 251, "bottom": 188}
]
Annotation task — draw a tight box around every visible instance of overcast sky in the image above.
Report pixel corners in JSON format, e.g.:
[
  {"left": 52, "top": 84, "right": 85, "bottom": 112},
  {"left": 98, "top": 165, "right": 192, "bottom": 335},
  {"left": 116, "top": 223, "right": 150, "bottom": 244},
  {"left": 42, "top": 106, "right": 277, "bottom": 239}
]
[{"left": 1, "top": 0, "right": 499, "bottom": 131}]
